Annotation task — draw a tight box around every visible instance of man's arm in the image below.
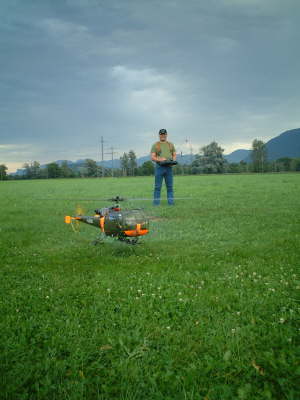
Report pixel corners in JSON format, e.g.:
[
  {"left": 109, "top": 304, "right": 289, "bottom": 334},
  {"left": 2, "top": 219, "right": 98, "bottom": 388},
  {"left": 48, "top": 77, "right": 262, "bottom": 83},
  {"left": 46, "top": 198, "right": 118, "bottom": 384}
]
[{"left": 171, "top": 144, "right": 176, "bottom": 161}]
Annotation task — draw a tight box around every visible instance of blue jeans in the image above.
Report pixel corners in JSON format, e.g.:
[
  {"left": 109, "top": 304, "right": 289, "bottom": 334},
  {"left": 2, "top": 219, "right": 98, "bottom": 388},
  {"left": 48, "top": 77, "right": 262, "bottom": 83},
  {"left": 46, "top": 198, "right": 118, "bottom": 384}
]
[{"left": 153, "top": 165, "right": 174, "bottom": 205}]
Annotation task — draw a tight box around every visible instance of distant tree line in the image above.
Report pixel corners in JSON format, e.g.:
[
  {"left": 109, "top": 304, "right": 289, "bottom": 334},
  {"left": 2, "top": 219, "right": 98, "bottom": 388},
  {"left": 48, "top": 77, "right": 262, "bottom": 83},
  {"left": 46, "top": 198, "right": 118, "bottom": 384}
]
[
  {"left": 0, "top": 164, "right": 8, "bottom": 180},
  {"left": 189, "top": 139, "right": 300, "bottom": 174},
  {"left": 1, "top": 140, "right": 300, "bottom": 180},
  {"left": 1, "top": 151, "right": 154, "bottom": 180}
]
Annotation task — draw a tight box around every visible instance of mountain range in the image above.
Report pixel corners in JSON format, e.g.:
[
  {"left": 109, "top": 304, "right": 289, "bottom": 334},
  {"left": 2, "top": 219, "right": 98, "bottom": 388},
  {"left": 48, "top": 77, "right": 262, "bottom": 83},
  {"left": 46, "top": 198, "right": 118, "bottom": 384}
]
[
  {"left": 223, "top": 127, "right": 300, "bottom": 163},
  {"left": 93, "top": 127, "right": 300, "bottom": 167},
  {"left": 14, "top": 128, "right": 300, "bottom": 174}
]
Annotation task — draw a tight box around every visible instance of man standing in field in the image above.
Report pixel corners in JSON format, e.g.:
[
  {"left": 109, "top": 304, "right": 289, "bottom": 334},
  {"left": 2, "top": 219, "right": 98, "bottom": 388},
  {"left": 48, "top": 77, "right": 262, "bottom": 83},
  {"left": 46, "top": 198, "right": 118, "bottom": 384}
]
[{"left": 151, "top": 128, "right": 177, "bottom": 205}]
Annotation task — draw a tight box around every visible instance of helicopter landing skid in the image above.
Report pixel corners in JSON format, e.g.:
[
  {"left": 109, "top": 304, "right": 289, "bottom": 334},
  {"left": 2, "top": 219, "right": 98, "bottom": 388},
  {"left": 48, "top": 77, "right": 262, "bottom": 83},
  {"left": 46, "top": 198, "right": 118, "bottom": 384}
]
[
  {"left": 118, "top": 236, "right": 140, "bottom": 245},
  {"left": 92, "top": 234, "right": 105, "bottom": 246}
]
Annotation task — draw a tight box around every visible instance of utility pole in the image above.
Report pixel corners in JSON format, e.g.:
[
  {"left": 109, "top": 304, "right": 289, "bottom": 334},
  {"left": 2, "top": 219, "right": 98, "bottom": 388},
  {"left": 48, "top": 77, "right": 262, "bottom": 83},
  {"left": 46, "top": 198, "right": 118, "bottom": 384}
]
[
  {"left": 105, "top": 147, "right": 118, "bottom": 177},
  {"left": 180, "top": 151, "right": 184, "bottom": 175},
  {"left": 100, "top": 136, "right": 105, "bottom": 177},
  {"left": 185, "top": 138, "right": 193, "bottom": 164}
]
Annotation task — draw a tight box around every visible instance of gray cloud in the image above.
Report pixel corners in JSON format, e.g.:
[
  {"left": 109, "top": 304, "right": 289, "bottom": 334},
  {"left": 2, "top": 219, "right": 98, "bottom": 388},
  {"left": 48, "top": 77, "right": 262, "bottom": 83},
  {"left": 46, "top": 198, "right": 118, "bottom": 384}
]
[{"left": 1, "top": 0, "right": 300, "bottom": 171}]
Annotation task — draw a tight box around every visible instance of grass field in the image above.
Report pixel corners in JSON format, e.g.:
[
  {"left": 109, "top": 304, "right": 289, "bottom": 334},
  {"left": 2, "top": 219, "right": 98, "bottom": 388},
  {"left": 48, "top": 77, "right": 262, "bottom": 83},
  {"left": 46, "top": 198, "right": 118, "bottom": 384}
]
[{"left": 1, "top": 174, "right": 299, "bottom": 400}]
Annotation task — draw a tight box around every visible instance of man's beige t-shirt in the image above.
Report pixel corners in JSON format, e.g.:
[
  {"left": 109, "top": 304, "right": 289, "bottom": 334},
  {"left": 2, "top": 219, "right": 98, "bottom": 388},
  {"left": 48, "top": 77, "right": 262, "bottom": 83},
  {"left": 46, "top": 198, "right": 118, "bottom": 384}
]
[{"left": 151, "top": 142, "right": 176, "bottom": 159}]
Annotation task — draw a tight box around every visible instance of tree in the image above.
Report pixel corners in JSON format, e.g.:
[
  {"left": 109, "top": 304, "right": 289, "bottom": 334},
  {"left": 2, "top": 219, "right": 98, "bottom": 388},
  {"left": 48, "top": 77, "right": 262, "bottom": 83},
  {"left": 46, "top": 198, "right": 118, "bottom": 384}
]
[
  {"left": 22, "top": 161, "right": 41, "bottom": 179},
  {"left": 239, "top": 160, "right": 248, "bottom": 173},
  {"left": 191, "top": 166, "right": 202, "bottom": 174},
  {"left": 120, "top": 153, "right": 129, "bottom": 176},
  {"left": 276, "top": 157, "right": 292, "bottom": 172},
  {"left": 23, "top": 162, "right": 33, "bottom": 179},
  {"left": 140, "top": 161, "right": 154, "bottom": 176},
  {"left": 60, "top": 161, "right": 75, "bottom": 178},
  {"left": 31, "top": 161, "right": 41, "bottom": 178},
  {"left": 128, "top": 150, "right": 137, "bottom": 176},
  {"left": 46, "top": 162, "right": 61, "bottom": 178},
  {"left": 227, "top": 163, "right": 240, "bottom": 173},
  {"left": 84, "top": 159, "right": 98, "bottom": 177},
  {"left": 290, "top": 158, "right": 300, "bottom": 171},
  {"left": 0, "top": 164, "right": 8, "bottom": 180},
  {"left": 251, "top": 139, "right": 268, "bottom": 172},
  {"left": 192, "top": 141, "right": 226, "bottom": 173}
]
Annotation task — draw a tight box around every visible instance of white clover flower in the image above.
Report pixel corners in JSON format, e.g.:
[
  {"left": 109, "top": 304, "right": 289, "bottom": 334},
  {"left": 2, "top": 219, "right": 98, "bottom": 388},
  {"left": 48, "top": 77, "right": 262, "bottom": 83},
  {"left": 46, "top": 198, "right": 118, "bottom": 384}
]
[
  {"left": 166, "top": 326, "right": 171, "bottom": 330},
  {"left": 279, "top": 318, "right": 285, "bottom": 324},
  {"left": 236, "top": 312, "right": 241, "bottom": 316},
  {"left": 231, "top": 328, "right": 236, "bottom": 334}
]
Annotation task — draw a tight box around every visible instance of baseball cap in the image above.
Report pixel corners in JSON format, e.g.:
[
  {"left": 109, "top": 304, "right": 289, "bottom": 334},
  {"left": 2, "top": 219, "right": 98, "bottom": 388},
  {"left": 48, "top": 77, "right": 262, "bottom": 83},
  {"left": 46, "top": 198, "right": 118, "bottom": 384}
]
[{"left": 159, "top": 129, "right": 167, "bottom": 135}]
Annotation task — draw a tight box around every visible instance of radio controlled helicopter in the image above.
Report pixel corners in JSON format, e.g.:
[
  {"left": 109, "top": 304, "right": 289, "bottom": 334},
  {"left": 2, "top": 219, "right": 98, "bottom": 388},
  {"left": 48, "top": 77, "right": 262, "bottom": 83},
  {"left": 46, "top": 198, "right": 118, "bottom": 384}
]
[{"left": 64, "top": 196, "right": 149, "bottom": 244}]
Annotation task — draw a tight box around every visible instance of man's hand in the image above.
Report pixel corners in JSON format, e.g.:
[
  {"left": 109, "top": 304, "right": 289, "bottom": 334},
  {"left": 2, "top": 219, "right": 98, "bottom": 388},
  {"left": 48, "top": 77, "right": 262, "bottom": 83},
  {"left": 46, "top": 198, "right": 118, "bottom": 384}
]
[{"left": 151, "top": 152, "right": 167, "bottom": 162}]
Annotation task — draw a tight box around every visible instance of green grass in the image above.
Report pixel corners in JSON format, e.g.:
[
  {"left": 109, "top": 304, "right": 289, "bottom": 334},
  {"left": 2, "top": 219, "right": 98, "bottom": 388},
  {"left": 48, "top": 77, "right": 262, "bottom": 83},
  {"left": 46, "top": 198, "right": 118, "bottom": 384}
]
[{"left": 1, "top": 174, "right": 299, "bottom": 400}]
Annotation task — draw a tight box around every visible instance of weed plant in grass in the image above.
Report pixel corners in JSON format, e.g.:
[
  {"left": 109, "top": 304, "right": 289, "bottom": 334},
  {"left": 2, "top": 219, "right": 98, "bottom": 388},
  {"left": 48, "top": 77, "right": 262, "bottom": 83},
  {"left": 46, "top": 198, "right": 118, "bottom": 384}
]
[{"left": 1, "top": 174, "right": 300, "bottom": 399}]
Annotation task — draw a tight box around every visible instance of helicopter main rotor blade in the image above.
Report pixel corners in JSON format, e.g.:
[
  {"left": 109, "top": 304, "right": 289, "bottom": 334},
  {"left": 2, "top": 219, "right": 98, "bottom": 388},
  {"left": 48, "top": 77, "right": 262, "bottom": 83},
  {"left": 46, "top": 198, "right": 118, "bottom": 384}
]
[
  {"left": 125, "top": 197, "right": 193, "bottom": 201},
  {"left": 37, "top": 195, "right": 127, "bottom": 202},
  {"left": 37, "top": 196, "right": 193, "bottom": 201}
]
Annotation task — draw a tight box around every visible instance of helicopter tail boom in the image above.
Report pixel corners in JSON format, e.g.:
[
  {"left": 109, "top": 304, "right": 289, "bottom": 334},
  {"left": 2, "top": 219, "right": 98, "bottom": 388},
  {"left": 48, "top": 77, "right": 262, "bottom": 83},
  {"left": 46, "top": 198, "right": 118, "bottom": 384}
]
[{"left": 65, "top": 216, "right": 81, "bottom": 224}]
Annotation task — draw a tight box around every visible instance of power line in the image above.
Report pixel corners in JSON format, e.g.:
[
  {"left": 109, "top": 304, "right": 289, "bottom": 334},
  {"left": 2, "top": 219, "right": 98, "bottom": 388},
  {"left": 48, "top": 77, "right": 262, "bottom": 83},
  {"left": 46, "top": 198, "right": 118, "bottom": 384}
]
[
  {"left": 100, "top": 136, "right": 105, "bottom": 177},
  {"left": 105, "top": 146, "right": 118, "bottom": 177}
]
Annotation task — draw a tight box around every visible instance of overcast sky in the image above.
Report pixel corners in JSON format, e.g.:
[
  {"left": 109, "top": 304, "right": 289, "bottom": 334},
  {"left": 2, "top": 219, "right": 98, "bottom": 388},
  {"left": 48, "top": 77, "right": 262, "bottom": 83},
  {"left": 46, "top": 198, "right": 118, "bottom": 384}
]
[{"left": 1, "top": 0, "right": 300, "bottom": 172}]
